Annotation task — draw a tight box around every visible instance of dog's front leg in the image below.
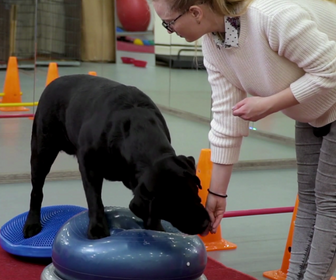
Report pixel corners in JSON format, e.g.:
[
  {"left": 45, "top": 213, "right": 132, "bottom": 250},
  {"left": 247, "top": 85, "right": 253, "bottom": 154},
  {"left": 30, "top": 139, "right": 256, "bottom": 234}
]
[
  {"left": 24, "top": 135, "right": 60, "bottom": 238},
  {"left": 78, "top": 153, "right": 110, "bottom": 239}
]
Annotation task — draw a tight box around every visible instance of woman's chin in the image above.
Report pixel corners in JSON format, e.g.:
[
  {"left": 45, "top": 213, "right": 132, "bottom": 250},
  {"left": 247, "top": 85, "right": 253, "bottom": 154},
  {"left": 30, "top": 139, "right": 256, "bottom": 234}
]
[
  {"left": 183, "top": 35, "right": 201, "bottom": 43},
  {"left": 183, "top": 37, "right": 195, "bottom": 42}
]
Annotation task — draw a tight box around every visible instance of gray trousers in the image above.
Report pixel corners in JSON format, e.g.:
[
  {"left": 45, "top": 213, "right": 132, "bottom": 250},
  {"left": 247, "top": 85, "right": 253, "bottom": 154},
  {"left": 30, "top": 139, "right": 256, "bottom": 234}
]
[{"left": 287, "top": 121, "right": 336, "bottom": 280}]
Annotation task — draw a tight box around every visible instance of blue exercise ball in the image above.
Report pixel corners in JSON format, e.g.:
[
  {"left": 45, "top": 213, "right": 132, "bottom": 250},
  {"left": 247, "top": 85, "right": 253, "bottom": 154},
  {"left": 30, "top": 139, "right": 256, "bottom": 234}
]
[{"left": 47, "top": 206, "right": 207, "bottom": 280}]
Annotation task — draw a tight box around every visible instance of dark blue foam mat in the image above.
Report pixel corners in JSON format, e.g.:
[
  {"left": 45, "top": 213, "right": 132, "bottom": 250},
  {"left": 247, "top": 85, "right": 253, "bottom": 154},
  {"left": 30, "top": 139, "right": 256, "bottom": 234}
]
[{"left": 0, "top": 205, "right": 87, "bottom": 258}]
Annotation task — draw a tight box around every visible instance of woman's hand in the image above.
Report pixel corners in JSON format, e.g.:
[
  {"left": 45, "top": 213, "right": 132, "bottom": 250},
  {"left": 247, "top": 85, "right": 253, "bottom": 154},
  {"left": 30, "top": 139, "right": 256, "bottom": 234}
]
[
  {"left": 232, "top": 88, "right": 299, "bottom": 122},
  {"left": 205, "top": 193, "right": 227, "bottom": 234},
  {"left": 232, "top": 96, "right": 272, "bottom": 122},
  {"left": 204, "top": 163, "right": 233, "bottom": 234}
]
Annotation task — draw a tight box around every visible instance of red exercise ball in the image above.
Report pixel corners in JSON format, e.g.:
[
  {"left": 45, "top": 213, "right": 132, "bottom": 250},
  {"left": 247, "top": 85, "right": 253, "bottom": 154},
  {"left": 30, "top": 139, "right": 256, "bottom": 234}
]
[{"left": 116, "top": 0, "right": 151, "bottom": 32}]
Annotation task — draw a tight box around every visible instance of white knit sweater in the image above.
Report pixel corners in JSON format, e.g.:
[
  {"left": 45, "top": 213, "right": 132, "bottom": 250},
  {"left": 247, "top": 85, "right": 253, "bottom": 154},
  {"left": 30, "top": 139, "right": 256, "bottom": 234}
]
[{"left": 202, "top": 0, "right": 336, "bottom": 164}]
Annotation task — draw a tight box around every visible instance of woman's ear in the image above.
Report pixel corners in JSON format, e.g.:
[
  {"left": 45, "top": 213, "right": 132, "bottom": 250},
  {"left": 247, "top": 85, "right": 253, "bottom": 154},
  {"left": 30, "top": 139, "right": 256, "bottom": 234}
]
[{"left": 189, "top": 5, "right": 204, "bottom": 22}]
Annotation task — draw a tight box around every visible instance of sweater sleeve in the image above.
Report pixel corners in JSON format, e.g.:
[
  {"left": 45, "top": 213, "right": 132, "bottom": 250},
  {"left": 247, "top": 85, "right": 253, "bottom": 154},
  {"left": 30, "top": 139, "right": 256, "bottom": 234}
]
[
  {"left": 267, "top": 5, "right": 336, "bottom": 103},
  {"left": 202, "top": 44, "right": 250, "bottom": 164}
]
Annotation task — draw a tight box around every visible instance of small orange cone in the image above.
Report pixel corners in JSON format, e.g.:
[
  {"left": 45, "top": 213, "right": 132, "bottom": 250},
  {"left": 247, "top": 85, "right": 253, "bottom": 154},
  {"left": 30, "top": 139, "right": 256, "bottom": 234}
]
[
  {"left": 0, "top": 56, "right": 29, "bottom": 112},
  {"left": 263, "top": 196, "right": 336, "bottom": 280},
  {"left": 88, "top": 71, "right": 97, "bottom": 76},
  {"left": 45, "top": 62, "right": 59, "bottom": 86},
  {"left": 197, "top": 149, "right": 237, "bottom": 251}
]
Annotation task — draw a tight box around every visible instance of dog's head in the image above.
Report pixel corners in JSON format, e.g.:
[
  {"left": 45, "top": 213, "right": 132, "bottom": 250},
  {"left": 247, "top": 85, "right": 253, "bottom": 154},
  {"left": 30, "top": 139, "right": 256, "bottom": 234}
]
[{"left": 129, "top": 155, "right": 210, "bottom": 235}]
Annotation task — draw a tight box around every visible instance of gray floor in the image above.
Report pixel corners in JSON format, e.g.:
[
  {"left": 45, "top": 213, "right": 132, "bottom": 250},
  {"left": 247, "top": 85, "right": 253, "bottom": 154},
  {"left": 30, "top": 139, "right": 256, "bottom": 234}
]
[{"left": 0, "top": 62, "right": 323, "bottom": 279}]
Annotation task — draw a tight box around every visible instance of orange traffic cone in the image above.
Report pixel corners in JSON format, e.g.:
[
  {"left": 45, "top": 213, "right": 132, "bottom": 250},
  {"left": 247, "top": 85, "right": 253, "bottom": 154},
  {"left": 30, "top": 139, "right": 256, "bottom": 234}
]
[
  {"left": 263, "top": 196, "right": 299, "bottom": 280},
  {"left": 30, "top": 62, "right": 58, "bottom": 120},
  {"left": 45, "top": 62, "right": 59, "bottom": 86},
  {"left": 197, "top": 149, "right": 237, "bottom": 251},
  {"left": 0, "top": 56, "right": 29, "bottom": 112},
  {"left": 263, "top": 196, "right": 336, "bottom": 280},
  {"left": 88, "top": 71, "right": 97, "bottom": 76}
]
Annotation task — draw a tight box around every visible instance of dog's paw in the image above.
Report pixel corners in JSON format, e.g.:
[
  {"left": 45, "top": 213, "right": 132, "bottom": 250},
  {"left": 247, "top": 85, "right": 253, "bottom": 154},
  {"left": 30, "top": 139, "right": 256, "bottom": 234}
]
[
  {"left": 87, "top": 224, "right": 110, "bottom": 239},
  {"left": 153, "top": 224, "right": 165, "bottom": 232},
  {"left": 23, "top": 223, "right": 42, "bottom": 238}
]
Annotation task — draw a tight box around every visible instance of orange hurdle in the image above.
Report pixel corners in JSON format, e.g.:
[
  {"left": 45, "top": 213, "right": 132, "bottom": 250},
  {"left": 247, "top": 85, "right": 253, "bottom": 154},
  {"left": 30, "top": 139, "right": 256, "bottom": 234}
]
[{"left": 197, "top": 149, "right": 237, "bottom": 251}]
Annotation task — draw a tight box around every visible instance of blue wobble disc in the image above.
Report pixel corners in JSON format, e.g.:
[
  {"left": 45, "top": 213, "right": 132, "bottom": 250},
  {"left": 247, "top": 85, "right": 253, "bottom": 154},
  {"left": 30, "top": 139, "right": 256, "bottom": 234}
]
[{"left": 0, "top": 205, "right": 87, "bottom": 258}]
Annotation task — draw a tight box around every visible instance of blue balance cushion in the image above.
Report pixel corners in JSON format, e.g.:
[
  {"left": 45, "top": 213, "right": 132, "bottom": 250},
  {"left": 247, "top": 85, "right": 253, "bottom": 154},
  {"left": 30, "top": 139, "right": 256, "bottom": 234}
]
[
  {"left": 51, "top": 206, "right": 207, "bottom": 280},
  {"left": 0, "top": 205, "right": 87, "bottom": 258}
]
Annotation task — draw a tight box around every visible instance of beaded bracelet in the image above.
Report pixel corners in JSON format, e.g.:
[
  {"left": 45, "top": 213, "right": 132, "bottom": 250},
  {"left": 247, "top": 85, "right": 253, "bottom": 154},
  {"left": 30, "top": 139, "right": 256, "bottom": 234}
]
[{"left": 207, "top": 189, "right": 228, "bottom": 198}]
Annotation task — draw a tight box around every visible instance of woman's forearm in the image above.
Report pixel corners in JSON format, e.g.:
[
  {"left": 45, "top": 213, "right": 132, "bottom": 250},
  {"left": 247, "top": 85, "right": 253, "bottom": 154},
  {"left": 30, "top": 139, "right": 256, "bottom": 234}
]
[
  {"left": 209, "top": 163, "right": 234, "bottom": 195},
  {"left": 267, "top": 87, "right": 299, "bottom": 114}
]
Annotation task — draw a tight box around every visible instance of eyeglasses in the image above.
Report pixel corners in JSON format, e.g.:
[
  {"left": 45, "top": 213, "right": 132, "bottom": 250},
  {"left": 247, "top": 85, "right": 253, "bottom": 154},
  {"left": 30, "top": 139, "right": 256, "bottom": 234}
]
[{"left": 162, "top": 11, "right": 187, "bottom": 33}]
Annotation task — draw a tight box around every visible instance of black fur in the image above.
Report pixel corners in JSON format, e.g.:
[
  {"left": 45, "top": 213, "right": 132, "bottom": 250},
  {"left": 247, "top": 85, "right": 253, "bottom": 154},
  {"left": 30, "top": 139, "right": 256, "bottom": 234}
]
[{"left": 23, "top": 74, "right": 210, "bottom": 239}]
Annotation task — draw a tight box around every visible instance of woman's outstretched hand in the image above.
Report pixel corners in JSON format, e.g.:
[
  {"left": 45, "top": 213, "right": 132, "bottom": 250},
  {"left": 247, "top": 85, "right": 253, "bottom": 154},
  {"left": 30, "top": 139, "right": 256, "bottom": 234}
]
[{"left": 205, "top": 193, "right": 227, "bottom": 234}]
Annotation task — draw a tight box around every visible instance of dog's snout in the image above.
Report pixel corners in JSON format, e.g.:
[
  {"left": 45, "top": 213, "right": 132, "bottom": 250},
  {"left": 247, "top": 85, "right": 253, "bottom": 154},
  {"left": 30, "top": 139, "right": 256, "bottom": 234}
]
[
  {"left": 202, "top": 219, "right": 210, "bottom": 229},
  {"left": 199, "top": 219, "right": 211, "bottom": 236}
]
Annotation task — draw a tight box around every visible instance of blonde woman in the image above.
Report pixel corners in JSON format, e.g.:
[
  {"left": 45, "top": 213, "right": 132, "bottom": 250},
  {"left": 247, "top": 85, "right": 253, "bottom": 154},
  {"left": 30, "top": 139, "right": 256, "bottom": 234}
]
[{"left": 153, "top": 0, "right": 336, "bottom": 279}]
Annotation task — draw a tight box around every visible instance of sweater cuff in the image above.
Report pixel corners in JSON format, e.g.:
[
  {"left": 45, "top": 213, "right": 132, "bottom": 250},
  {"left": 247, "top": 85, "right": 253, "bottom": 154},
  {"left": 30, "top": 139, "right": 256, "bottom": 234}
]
[
  {"left": 210, "top": 141, "right": 243, "bottom": 165},
  {"left": 290, "top": 75, "right": 327, "bottom": 103}
]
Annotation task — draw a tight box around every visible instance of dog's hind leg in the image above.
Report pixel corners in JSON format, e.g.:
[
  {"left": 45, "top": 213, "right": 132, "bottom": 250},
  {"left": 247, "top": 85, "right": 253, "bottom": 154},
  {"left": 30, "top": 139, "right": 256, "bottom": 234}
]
[
  {"left": 23, "top": 129, "right": 60, "bottom": 238},
  {"left": 77, "top": 151, "right": 110, "bottom": 239}
]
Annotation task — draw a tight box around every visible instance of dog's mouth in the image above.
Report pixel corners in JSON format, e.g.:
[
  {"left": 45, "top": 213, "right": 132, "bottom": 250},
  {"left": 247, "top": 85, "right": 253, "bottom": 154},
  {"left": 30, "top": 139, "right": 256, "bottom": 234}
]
[{"left": 174, "top": 218, "right": 211, "bottom": 236}]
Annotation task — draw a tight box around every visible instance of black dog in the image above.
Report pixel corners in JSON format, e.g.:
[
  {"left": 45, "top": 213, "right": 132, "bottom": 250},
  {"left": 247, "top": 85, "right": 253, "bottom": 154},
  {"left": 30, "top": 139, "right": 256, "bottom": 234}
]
[{"left": 23, "top": 74, "right": 210, "bottom": 239}]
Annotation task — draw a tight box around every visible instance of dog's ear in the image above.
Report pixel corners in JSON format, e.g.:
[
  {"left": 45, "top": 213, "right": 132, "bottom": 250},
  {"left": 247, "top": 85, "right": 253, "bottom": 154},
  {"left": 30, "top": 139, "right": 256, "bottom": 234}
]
[
  {"left": 181, "top": 171, "right": 202, "bottom": 190},
  {"left": 187, "top": 156, "right": 196, "bottom": 166},
  {"left": 176, "top": 155, "right": 196, "bottom": 170},
  {"left": 188, "top": 172, "right": 202, "bottom": 189},
  {"left": 170, "top": 156, "right": 202, "bottom": 190}
]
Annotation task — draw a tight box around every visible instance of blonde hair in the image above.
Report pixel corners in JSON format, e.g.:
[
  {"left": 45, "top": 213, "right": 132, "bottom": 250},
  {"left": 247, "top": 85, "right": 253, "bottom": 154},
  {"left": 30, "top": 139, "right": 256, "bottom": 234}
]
[
  {"left": 155, "top": 0, "right": 336, "bottom": 17},
  {"left": 160, "top": 0, "right": 253, "bottom": 17}
]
